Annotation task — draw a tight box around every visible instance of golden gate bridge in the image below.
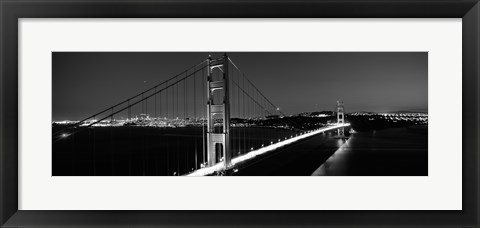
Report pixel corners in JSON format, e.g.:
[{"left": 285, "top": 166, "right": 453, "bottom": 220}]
[{"left": 52, "top": 53, "right": 350, "bottom": 176}]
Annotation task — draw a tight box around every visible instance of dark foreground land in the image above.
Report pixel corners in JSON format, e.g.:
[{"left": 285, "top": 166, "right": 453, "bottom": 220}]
[{"left": 235, "top": 126, "right": 428, "bottom": 176}]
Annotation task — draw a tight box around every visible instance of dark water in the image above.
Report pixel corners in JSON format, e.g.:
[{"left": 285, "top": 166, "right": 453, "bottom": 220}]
[
  {"left": 53, "top": 125, "right": 427, "bottom": 176},
  {"left": 312, "top": 126, "right": 428, "bottom": 176},
  {"left": 53, "top": 126, "right": 301, "bottom": 176},
  {"left": 233, "top": 126, "right": 427, "bottom": 176}
]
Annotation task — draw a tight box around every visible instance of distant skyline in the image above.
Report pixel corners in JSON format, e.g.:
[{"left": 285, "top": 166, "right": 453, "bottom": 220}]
[{"left": 53, "top": 52, "right": 427, "bottom": 121}]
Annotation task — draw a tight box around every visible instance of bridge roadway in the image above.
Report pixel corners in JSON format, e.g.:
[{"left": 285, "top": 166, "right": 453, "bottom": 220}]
[
  {"left": 231, "top": 131, "right": 346, "bottom": 176},
  {"left": 187, "top": 124, "right": 350, "bottom": 176}
]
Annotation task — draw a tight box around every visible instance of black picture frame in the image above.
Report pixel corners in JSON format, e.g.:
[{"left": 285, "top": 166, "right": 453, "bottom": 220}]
[{"left": 1, "top": 0, "right": 479, "bottom": 227}]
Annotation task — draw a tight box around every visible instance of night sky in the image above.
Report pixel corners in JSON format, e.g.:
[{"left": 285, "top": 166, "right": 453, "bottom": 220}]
[{"left": 52, "top": 52, "right": 427, "bottom": 121}]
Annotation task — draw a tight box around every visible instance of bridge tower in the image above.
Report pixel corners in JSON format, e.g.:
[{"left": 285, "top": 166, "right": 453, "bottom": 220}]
[
  {"left": 336, "top": 100, "right": 345, "bottom": 136},
  {"left": 206, "top": 54, "right": 232, "bottom": 169}
]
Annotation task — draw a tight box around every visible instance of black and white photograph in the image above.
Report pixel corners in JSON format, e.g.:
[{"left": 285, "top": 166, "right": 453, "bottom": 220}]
[
  {"left": 3, "top": 1, "right": 478, "bottom": 226},
  {"left": 52, "top": 52, "right": 428, "bottom": 176}
]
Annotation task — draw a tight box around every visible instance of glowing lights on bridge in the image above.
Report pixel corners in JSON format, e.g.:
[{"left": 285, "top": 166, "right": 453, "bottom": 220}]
[{"left": 186, "top": 123, "right": 350, "bottom": 176}]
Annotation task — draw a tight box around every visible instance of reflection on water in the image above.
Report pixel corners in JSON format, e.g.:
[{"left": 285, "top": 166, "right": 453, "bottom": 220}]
[
  {"left": 312, "top": 126, "right": 428, "bottom": 176},
  {"left": 311, "top": 138, "right": 350, "bottom": 176}
]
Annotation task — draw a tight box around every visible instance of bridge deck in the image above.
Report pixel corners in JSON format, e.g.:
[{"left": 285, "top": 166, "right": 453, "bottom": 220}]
[
  {"left": 231, "top": 131, "right": 346, "bottom": 176},
  {"left": 187, "top": 123, "right": 350, "bottom": 176}
]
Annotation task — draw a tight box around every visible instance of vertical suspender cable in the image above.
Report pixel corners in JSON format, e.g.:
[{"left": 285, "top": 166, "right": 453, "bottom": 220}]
[
  {"left": 202, "top": 63, "right": 206, "bottom": 165},
  {"left": 230, "top": 66, "right": 234, "bottom": 156},
  {"left": 242, "top": 73, "right": 246, "bottom": 154},
  {"left": 248, "top": 82, "right": 251, "bottom": 151},
  {"left": 93, "top": 115, "right": 96, "bottom": 175},
  {"left": 154, "top": 87, "right": 158, "bottom": 175},
  {"left": 110, "top": 108, "right": 114, "bottom": 175},
  {"left": 193, "top": 66, "right": 197, "bottom": 170},
  {"left": 128, "top": 100, "right": 131, "bottom": 175},
  {"left": 237, "top": 69, "right": 240, "bottom": 155},
  {"left": 155, "top": 87, "right": 157, "bottom": 118},
  {"left": 142, "top": 93, "right": 146, "bottom": 175},
  {"left": 176, "top": 72, "right": 180, "bottom": 175},
  {"left": 166, "top": 83, "right": 169, "bottom": 119},
  {"left": 184, "top": 71, "right": 188, "bottom": 173}
]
